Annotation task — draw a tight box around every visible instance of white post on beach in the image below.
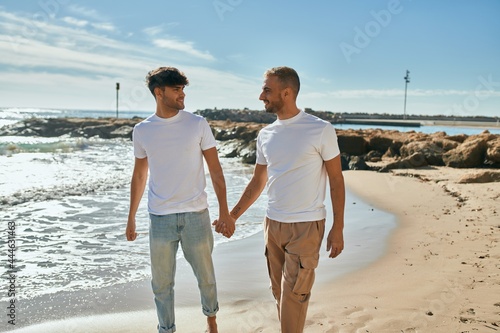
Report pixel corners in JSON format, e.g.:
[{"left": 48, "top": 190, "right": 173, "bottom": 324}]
[
  {"left": 116, "top": 82, "right": 120, "bottom": 118},
  {"left": 403, "top": 70, "right": 410, "bottom": 120}
]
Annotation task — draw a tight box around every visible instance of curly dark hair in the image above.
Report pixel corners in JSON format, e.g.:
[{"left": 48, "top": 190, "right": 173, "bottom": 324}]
[{"left": 146, "top": 67, "right": 189, "bottom": 97}]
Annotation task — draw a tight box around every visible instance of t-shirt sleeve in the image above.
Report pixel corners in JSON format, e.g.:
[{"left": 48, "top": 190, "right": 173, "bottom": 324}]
[
  {"left": 132, "top": 125, "right": 147, "bottom": 159},
  {"left": 320, "top": 124, "right": 340, "bottom": 161},
  {"left": 200, "top": 119, "right": 217, "bottom": 151},
  {"left": 256, "top": 133, "right": 267, "bottom": 165}
]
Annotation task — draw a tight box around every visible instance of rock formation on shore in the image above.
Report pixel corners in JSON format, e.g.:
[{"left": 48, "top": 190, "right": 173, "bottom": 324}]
[
  {"left": 1, "top": 114, "right": 499, "bottom": 178},
  {"left": 338, "top": 128, "right": 499, "bottom": 171},
  {"left": 0, "top": 117, "right": 141, "bottom": 139}
]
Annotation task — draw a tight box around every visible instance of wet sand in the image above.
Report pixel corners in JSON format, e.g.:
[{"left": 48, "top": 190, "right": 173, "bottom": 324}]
[{"left": 9, "top": 167, "right": 500, "bottom": 332}]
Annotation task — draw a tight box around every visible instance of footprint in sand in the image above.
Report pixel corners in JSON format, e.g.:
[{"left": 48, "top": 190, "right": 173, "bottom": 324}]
[
  {"left": 305, "top": 312, "right": 339, "bottom": 332},
  {"left": 231, "top": 300, "right": 276, "bottom": 333},
  {"left": 334, "top": 307, "right": 374, "bottom": 333}
]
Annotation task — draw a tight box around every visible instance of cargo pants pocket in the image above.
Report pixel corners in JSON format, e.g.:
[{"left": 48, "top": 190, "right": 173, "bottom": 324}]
[{"left": 287, "top": 253, "right": 319, "bottom": 297}]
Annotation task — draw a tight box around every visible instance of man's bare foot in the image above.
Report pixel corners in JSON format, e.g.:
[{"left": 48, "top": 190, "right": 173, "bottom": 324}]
[{"left": 206, "top": 316, "right": 218, "bottom": 333}]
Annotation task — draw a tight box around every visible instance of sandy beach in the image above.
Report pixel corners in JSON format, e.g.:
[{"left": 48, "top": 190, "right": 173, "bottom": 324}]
[{"left": 9, "top": 167, "right": 499, "bottom": 333}]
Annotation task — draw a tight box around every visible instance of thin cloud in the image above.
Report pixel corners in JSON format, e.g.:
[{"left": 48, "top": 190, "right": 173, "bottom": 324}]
[
  {"left": 0, "top": 37, "right": 145, "bottom": 77},
  {"left": 0, "top": 10, "right": 154, "bottom": 76},
  {"left": 65, "top": 5, "right": 116, "bottom": 32},
  {"left": 303, "top": 89, "right": 500, "bottom": 99},
  {"left": 62, "top": 16, "right": 88, "bottom": 27},
  {"left": 0, "top": 10, "right": 205, "bottom": 76},
  {"left": 153, "top": 38, "right": 215, "bottom": 61},
  {"left": 143, "top": 24, "right": 212, "bottom": 61},
  {"left": 66, "top": 4, "right": 107, "bottom": 21},
  {"left": 91, "top": 22, "right": 116, "bottom": 32},
  {"left": 0, "top": 7, "right": 256, "bottom": 111},
  {"left": 143, "top": 23, "right": 180, "bottom": 36},
  {"left": 143, "top": 25, "right": 164, "bottom": 36},
  {"left": 0, "top": 9, "right": 213, "bottom": 67}
]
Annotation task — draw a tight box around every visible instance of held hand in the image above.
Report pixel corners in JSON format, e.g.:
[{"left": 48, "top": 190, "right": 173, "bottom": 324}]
[
  {"left": 212, "top": 215, "right": 236, "bottom": 239},
  {"left": 326, "top": 227, "right": 344, "bottom": 258},
  {"left": 222, "top": 215, "right": 236, "bottom": 238},
  {"left": 126, "top": 219, "right": 138, "bottom": 241},
  {"left": 212, "top": 219, "right": 225, "bottom": 234}
]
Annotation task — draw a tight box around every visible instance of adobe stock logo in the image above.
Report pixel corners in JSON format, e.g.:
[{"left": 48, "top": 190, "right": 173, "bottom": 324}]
[
  {"left": 213, "top": 0, "right": 243, "bottom": 21},
  {"left": 339, "top": 0, "right": 409, "bottom": 64},
  {"left": 8, "top": 0, "right": 70, "bottom": 52}
]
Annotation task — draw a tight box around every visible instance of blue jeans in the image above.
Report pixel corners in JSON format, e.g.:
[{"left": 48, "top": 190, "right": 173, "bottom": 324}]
[{"left": 149, "top": 209, "right": 218, "bottom": 333}]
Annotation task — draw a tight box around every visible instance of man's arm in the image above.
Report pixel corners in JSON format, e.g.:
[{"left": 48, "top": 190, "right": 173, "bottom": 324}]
[
  {"left": 324, "top": 155, "right": 345, "bottom": 258},
  {"left": 230, "top": 163, "right": 268, "bottom": 220},
  {"left": 203, "top": 147, "right": 235, "bottom": 237},
  {"left": 126, "top": 157, "right": 148, "bottom": 241},
  {"left": 213, "top": 163, "right": 267, "bottom": 237}
]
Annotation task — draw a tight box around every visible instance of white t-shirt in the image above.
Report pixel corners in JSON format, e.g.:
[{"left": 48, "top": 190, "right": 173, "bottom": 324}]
[
  {"left": 133, "top": 111, "right": 216, "bottom": 215},
  {"left": 256, "top": 110, "right": 340, "bottom": 222}
]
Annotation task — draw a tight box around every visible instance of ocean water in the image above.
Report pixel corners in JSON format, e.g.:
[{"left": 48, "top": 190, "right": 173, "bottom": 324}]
[
  {"left": 0, "top": 126, "right": 266, "bottom": 302},
  {"left": 334, "top": 122, "right": 500, "bottom": 135},
  {"left": 0, "top": 107, "right": 493, "bottom": 311}
]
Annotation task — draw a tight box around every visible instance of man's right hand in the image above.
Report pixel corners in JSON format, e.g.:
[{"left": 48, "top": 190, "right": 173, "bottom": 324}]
[{"left": 126, "top": 219, "right": 138, "bottom": 241}]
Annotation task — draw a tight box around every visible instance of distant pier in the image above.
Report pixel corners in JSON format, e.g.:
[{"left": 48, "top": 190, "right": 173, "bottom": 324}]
[{"left": 334, "top": 119, "right": 421, "bottom": 127}]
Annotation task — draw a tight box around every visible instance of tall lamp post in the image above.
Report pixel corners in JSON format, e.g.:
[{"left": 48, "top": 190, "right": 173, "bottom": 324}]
[
  {"left": 116, "top": 82, "right": 120, "bottom": 118},
  {"left": 403, "top": 70, "right": 410, "bottom": 120}
]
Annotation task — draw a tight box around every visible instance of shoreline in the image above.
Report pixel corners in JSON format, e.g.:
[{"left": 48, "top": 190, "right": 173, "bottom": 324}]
[
  {"left": 336, "top": 118, "right": 500, "bottom": 130},
  {"left": 7, "top": 167, "right": 500, "bottom": 332},
  {"left": 318, "top": 168, "right": 499, "bottom": 332},
  {"left": 8, "top": 184, "right": 396, "bottom": 333},
  {"left": 421, "top": 119, "right": 500, "bottom": 129}
]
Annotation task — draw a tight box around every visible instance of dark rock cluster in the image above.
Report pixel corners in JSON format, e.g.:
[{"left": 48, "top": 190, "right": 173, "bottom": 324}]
[
  {"left": 337, "top": 128, "right": 500, "bottom": 171},
  {"left": 0, "top": 117, "right": 139, "bottom": 139},
  {"left": 1, "top": 116, "right": 499, "bottom": 174}
]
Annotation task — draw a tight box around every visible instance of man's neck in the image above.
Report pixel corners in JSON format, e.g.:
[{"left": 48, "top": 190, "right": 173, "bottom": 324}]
[
  {"left": 276, "top": 106, "right": 300, "bottom": 120},
  {"left": 156, "top": 107, "right": 179, "bottom": 119}
]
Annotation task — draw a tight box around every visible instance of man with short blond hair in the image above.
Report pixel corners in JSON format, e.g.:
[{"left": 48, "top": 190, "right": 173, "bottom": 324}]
[{"left": 215, "top": 66, "right": 345, "bottom": 332}]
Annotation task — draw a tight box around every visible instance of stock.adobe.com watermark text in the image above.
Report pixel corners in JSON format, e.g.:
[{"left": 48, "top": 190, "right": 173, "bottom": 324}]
[
  {"left": 6, "top": 221, "right": 17, "bottom": 326},
  {"left": 447, "top": 74, "right": 500, "bottom": 117}
]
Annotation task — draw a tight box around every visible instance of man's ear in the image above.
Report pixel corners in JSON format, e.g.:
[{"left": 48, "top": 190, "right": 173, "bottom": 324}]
[
  {"left": 283, "top": 87, "right": 290, "bottom": 99},
  {"left": 154, "top": 87, "right": 163, "bottom": 99}
]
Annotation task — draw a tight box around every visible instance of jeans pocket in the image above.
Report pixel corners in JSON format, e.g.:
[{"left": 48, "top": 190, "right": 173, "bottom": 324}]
[{"left": 292, "top": 254, "right": 319, "bottom": 295}]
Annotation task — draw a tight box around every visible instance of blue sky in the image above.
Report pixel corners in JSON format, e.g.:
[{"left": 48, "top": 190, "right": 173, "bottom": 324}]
[{"left": 1, "top": 0, "right": 499, "bottom": 117}]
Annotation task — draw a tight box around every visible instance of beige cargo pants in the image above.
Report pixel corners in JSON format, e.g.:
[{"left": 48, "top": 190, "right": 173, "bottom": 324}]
[{"left": 264, "top": 217, "right": 325, "bottom": 333}]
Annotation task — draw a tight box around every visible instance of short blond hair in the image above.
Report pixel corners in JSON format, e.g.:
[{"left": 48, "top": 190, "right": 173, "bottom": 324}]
[{"left": 264, "top": 66, "right": 300, "bottom": 96}]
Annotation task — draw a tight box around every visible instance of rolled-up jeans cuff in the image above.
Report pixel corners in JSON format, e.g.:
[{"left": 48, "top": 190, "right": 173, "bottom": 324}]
[
  {"left": 203, "top": 304, "right": 219, "bottom": 317},
  {"left": 158, "top": 324, "right": 176, "bottom": 333}
]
